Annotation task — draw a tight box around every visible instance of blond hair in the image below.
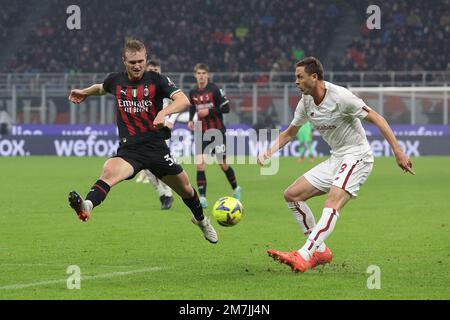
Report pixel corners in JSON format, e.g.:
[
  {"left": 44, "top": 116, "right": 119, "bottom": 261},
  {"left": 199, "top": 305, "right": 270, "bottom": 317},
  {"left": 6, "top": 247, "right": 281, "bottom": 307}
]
[{"left": 122, "top": 39, "right": 146, "bottom": 59}]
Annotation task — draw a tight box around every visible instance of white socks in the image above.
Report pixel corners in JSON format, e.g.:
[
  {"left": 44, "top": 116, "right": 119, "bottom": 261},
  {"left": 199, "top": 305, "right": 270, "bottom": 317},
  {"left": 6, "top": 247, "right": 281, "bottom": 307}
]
[
  {"left": 287, "top": 201, "right": 316, "bottom": 235},
  {"left": 147, "top": 170, "right": 173, "bottom": 197},
  {"left": 287, "top": 201, "right": 327, "bottom": 253},
  {"left": 298, "top": 208, "right": 339, "bottom": 260},
  {"left": 161, "top": 183, "right": 173, "bottom": 197}
]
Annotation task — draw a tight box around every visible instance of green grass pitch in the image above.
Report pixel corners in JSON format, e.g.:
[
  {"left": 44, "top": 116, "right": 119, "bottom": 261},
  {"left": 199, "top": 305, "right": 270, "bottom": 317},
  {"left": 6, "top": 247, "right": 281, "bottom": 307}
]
[{"left": 0, "top": 156, "right": 449, "bottom": 299}]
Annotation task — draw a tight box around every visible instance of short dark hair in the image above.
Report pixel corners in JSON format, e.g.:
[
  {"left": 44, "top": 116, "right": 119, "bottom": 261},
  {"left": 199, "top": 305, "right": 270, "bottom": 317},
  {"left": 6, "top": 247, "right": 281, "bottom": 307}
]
[
  {"left": 194, "top": 63, "right": 209, "bottom": 73},
  {"left": 295, "top": 57, "right": 324, "bottom": 80},
  {"left": 122, "top": 38, "right": 146, "bottom": 58},
  {"left": 148, "top": 58, "right": 161, "bottom": 67}
]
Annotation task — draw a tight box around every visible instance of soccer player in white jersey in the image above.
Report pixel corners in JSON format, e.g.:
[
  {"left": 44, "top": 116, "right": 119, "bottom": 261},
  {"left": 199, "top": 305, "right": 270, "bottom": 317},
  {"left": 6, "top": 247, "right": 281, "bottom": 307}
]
[
  {"left": 135, "top": 59, "right": 178, "bottom": 209},
  {"left": 258, "top": 57, "right": 414, "bottom": 273}
]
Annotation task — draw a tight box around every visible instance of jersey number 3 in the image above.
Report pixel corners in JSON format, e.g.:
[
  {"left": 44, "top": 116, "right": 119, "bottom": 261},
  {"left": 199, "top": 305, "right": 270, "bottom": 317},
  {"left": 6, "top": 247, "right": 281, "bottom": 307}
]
[{"left": 164, "top": 154, "right": 176, "bottom": 166}]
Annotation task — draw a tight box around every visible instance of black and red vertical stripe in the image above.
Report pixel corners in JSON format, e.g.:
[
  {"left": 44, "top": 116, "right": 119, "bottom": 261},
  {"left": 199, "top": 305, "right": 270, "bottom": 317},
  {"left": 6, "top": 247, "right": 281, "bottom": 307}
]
[
  {"left": 193, "top": 92, "right": 223, "bottom": 132},
  {"left": 114, "top": 84, "right": 157, "bottom": 136}
]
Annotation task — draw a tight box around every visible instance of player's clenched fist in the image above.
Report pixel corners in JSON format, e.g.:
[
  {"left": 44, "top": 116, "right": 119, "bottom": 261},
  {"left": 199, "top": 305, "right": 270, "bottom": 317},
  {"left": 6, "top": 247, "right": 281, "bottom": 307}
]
[{"left": 68, "top": 89, "right": 87, "bottom": 104}]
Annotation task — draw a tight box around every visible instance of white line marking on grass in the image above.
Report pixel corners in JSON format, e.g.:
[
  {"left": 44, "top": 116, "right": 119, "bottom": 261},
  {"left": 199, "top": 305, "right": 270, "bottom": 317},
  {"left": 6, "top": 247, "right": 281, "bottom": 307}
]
[
  {"left": 0, "top": 267, "right": 162, "bottom": 290},
  {"left": 1, "top": 263, "right": 148, "bottom": 268}
]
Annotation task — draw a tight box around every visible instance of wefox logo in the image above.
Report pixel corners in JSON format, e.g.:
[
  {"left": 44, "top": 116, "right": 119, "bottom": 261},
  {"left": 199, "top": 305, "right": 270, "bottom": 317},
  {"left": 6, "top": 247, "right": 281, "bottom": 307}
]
[
  {"left": 54, "top": 136, "right": 119, "bottom": 157},
  {"left": 0, "top": 139, "right": 27, "bottom": 156}
]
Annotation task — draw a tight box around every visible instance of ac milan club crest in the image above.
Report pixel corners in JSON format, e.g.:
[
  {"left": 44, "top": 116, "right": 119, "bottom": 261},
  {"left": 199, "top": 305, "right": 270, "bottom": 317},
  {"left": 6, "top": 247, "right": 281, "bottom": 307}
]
[{"left": 144, "top": 86, "right": 149, "bottom": 97}]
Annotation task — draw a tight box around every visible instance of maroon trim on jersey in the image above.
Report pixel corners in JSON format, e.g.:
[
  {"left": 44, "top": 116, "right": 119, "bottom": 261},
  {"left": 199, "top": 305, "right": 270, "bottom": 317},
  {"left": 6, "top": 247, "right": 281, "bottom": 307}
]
[
  {"left": 363, "top": 106, "right": 371, "bottom": 113},
  {"left": 126, "top": 86, "right": 147, "bottom": 133},
  {"left": 342, "top": 160, "right": 360, "bottom": 190},
  {"left": 115, "top": 86, "right": 136, "bottom": 136},
  {"left": 307, "top": 209, "right": 337, "bottom": 250},
  {"left": 294, "top": 202, "right": 310, "bottom": 230},
  {"left": 137, "top": 85, "right": 155, "bottom": 132}
]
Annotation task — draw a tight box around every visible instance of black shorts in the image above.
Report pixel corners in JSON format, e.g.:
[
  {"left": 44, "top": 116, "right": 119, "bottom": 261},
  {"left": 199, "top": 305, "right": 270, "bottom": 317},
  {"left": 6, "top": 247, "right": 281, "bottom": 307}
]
[
  {"left": 113, "top": 139, "right": 183, "bottom": 180},
  {"left": 198, "top": 130, "right": 227, "bottom": 160}
]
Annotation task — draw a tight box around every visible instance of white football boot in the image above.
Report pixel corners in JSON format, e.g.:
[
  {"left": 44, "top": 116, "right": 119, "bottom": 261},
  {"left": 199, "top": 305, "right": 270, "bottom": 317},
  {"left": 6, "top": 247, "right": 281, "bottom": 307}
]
[{"left": 191, "top": 216, "right": 218, "bottom": 244}]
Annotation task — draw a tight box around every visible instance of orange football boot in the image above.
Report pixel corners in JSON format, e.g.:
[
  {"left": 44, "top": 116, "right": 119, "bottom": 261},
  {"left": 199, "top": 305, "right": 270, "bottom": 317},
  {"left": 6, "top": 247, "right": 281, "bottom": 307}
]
[
  {"left": 268, "top": 250, "right": 312, "bottom": 273},
  {"left": 311, "top": 247, "right": 333, "bottom": 268}
]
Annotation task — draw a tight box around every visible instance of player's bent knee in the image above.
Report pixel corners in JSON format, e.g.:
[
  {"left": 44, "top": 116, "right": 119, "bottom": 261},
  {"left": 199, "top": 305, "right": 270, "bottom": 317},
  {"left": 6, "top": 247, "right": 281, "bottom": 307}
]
[
  {"left": 100, "top": 161, "right": 133, "bottom": 187},
  {"left": 284, "top": 187, "right": 310, "bottom": 202},
  {"left": 101, "top": 166, "right": 116, "bottom": 180},
  {"left": 284, "top": 188, "right": 299, "bottom": 202}
]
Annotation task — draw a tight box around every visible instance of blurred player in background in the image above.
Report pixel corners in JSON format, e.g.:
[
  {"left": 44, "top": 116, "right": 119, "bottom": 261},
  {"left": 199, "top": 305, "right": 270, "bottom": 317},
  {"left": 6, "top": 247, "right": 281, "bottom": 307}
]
[
  {"left": 258, "top": 57, "right": 414, "bottom": 272},
  {"left": 0, "top": 105, "right": 12, "bottom": 135},
  {"left": 68, "top": 39, "right": 218, "bottom": 244},
  {"left": 135, "top": 59, "right": 176, "bottom": 210},
  {"left": 188, "top": 63, "right": 241, "bottom": 208},
  {"left": 297, "top": 120, "right": 314, "bottom": 163}
]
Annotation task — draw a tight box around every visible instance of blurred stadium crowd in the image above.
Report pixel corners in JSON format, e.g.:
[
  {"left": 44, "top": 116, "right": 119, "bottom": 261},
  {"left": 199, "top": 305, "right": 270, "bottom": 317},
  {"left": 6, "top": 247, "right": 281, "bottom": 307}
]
[
  {"left": 1, "top": 0, "right": 449, "bottom": 73},
  {"left": 340, "top": 0, "right": 450, "bottom": 72}
]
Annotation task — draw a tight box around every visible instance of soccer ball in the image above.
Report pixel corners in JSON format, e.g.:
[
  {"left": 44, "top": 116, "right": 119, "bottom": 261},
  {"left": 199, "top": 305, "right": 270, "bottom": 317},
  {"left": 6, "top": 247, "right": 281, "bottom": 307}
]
[{"left": 212, "top": 197, "right": 243, "bottom": 227}]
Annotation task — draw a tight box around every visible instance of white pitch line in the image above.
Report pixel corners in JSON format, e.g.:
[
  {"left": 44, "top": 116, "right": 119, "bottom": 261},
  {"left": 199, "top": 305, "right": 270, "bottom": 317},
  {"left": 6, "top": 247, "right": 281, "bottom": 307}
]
[
  {"left": 0, "top": 267, "right": 162, "bottom": 290},
  {"left": 1, "top": 264, "right": 148, "bottom": 268}
]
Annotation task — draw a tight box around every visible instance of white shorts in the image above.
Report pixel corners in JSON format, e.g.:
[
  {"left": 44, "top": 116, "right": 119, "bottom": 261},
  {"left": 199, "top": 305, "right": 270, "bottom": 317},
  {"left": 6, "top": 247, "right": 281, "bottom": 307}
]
[{"left": 303, "top": 156, "right": 373, "bottom": 197}]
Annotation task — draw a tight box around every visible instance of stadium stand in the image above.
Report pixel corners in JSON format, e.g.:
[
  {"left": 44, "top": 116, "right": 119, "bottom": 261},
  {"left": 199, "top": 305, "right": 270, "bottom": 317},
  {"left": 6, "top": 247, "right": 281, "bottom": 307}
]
[
  {"left": 3, "top": 0, "right": 341, "bottom": 73},
  {"left": 0, "top": 1, "right": 448, "bottom": 126},
  {"left": 2, "top": 1, "right": 448, "bottom": 74},
  {"left": 339, "top": 0, "right": 450, "bottom": 72}
]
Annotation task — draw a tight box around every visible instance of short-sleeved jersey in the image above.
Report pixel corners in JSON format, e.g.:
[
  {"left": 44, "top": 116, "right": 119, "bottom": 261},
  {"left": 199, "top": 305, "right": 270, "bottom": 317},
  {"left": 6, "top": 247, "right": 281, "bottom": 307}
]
[
  {"left": 103, "top": 71, "right": 180, "bottom": 142},
  {"left": 189, "top": 82, "right": 229, "bottom": 132},
  {"left": 291, "top": 81, "right": 373, "bottom": 160}
]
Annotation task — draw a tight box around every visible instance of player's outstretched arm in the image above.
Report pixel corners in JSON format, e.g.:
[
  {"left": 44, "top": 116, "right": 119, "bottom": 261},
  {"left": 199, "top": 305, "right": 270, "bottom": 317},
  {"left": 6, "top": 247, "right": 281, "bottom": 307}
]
[
  {"left": 68, "top": 83, "right": 106, "bottom": 104},
  {"left": 257, "top": 125, "right": 299, "bottom": 166},
  {"left": 364, "top": 108, "right": 415, "bottom": 175}
]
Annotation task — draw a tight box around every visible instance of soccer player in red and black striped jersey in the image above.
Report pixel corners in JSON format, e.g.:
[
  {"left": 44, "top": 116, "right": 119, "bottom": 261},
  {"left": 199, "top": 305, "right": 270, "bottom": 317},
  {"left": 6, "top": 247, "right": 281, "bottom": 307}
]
[
  {"left": 135, "top": 59, "right": 176, "bottom": 210},
  {"left": 187, "top": 63, "right": 241, "bottom": 208},
  {"left": 67, "top": 39, "right": 218, "bottom": 244}
]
